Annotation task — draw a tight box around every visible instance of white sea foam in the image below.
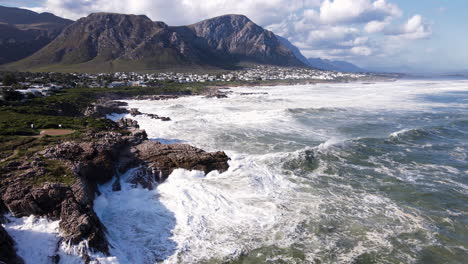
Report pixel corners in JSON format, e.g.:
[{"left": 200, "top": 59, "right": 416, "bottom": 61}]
[
  {"left": 2, "top": 215, "right": 118, "bottom": 264},
  {"left": 389, "top": 128, "right": 412, "bottom": 138},
  {"left": 3, "top": 215, "right": 60, "bottom": 264},
  {"left": 94, "top": 151, "right": 319, "bottom": 263},
  {"left": 2, "top": 80, "right": 465, "bottom": 263},
  {"left": 317, "top": 137, "right": 344, "bottom": 150},
  {"left": 92, "top": 79, "right": 467, "bottom": 263}
]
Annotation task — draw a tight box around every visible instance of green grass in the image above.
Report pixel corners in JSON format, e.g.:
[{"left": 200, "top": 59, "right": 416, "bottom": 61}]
[
  {"left": 0, "top": 135, "right": 79, "bottom": 187},
  {"left": 0, "top": 82, "right": 205, "bottom": 136},
  {"left": 8, "top": 56, "right": 226, "bottom": 73},
  {"left": 26, "top": 158, "right": 77, "bottom": 187},
  {"left": 0, "top": 81, "right": 211, "bottom": 186},
  {"left": 0, "top": 110, "right": 116, "bottom": 136},
  {"left": 0, "top": 136, "right": 34, "bottom": 159}
]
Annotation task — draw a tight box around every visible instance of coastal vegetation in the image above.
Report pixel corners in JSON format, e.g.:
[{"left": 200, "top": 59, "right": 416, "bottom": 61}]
[
  {"left": 0, "top": 81, "right": 205, "bottom": 189},
  {"left": 0, "top": 70, "right": 233, "bottom": 263}
]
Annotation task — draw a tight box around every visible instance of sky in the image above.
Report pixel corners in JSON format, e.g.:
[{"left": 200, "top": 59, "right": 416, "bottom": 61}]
[{"left": 2, "top": 0, "right": 467, "bottom": 73}]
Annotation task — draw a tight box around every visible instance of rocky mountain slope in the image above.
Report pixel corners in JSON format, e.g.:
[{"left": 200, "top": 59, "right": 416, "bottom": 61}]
[
  {"left": 277, "top": 35, "right": 311, "bottom": 66},
  {"left": 0, "top": 5, "right": 73, "bottom": 64},
  {"left": 8, "top": 12, "right": 306, "bottom": 72},
  {"left": 184, "top": 15, "right": 304, "bottom": 67}
]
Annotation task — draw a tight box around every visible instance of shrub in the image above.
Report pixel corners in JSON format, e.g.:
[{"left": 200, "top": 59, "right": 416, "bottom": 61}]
[{"left": 1, "top": 89, "right": 23, "bottom": 101}]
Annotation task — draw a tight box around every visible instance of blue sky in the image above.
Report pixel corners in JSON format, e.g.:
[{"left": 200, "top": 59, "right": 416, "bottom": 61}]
[
  {"left": 383, "top": 0, "right": 468, "bottom": 72},
  {"left": 2, "top": 0, "right": 467, "bottom": 73}
]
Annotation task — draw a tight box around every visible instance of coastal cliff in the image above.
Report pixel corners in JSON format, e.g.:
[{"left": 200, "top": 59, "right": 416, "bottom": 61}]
[{"left": 0, "top": 101, "right": 230, "bottom": 262}]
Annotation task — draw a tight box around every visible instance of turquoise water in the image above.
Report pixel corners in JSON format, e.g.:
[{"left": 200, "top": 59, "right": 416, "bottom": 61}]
[{"left": 101, "top": 80, "right": 467, "bottom": 263}]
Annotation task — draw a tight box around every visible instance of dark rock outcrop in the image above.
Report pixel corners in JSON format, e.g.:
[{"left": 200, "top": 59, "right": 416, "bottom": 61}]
[
  {"left": 41, "top": 132, "right": 131, "bottom": 184},
  {"left": 146, "top": 114, "right": 158, "bottom": 119},
  {"left": 117, "top": 118, "right": 139, "bottom": 129},
  {"left": 3, "top": 182, "right": 69, "bottom": 219},
  {"left": 59, "top": 180, "right": 108, "bottom": 254},
  {"left": 2, "top": 181, "right": 109, "bottom": 255},
  {"left": 146, "top": 113, "right": 171, "bottom": 121},
  {"left": 127, "top": 130, "right": 149, "bottom": 146},
  {"left": 205, "top": 93, "right": 228, "bottom": 99},
  {"left": 0, "top": 125, "right": 229, "bottom": 259},
  {"left": 0, "top": 225, "right": 24, "bottom": 264},
  {"left": 132, "top": 141, "right": 229, "bottom": 183},
  {"left": 204, "top": 87, "right": 231, "bottom": 99},
  {"left": 129, "top": 108, "right": 142, "bottom": 117},
  {"left": 1, "top": 132, "right": 136, "bottom": 255},
  {"left": 134, "top": 95, "right": 181, "bottom": 100},
  {"left": 84, "top": 100, "right": 128, "bottom": 117}
]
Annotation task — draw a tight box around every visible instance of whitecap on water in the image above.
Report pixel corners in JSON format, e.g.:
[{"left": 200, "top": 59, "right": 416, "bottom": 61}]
[
  {"left": 97, "top": 80, "right": 468, "bottom": 263},
  {"left": 3, "top": 215, "right": 60, "bottom": 263},
  {"left": 2, "top": 215, "right": 118, "bottom": 264}
]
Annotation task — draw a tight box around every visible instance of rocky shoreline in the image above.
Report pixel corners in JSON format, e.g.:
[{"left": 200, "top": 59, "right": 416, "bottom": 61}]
[{"left": 0, "top": 98, "right": 230, "bottom": 263}]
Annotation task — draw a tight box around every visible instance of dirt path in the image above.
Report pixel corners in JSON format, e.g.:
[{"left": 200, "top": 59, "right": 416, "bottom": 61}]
[
  {"left": 33, "top": 129, "right": 75, "bottom": 138},
  {"left": 0, "top": 149, "right": 19, "bottom": 163},
  {"left": 40, "top": 129, "right": 75, "bottom": 136}
]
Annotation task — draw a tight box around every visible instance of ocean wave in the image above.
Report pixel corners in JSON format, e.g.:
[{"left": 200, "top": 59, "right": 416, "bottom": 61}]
[
  {"left": 388, "top": 123, "right": 467, "bottom": 144},
  {"left": 168, "top": 104, "right": 186, "bottom": 109},
  {"left": 286, "top": 107, "right": 347, "bottom": 114},
  {"left": 109, "top": 80, "right": 468, "bottom": 263},
  {"left": 388, "top": 127, "right": 433, "bottom": 141}
]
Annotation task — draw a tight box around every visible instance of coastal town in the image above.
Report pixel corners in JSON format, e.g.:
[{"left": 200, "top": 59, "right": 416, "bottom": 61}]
[{"left": 0, "top": 66, "right": 391, "bottom": 100}]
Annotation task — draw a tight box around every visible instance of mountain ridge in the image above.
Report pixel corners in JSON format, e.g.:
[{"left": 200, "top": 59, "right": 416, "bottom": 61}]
[
  {"left": 0, "top": 5, "right": 73, "bottom": 64},
  {"left": 7, "top": 11, "right": 307, "bottom": 72},
  {"left": 307, "top": 57, "right": 366, "bottom": 72}
]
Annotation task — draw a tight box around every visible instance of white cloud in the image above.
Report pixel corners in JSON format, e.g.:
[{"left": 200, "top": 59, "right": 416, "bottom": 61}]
[
  {"left": 364, "top": 20, "right": 388, "bottom": 33},
  {"left": 30, "top": 0, "right": 316, "bottom": 26},
  {"left": 386, "top": 14, "right": 432, "bottom": 40},
  {"left": 307, "top": 26, "right": 359, "bottom": 44},
  {"left": 303, "top": 9, "right": 320, "bottom": 24},
  {"left": 320, "top": 0, "right": 401, "bottom": 24},
  {"left": 351, "top": 46, "right": 373, "bottom": 56},
  {"left": 341, "top": 36, "right": 369, "bottom": 46},
  {"left": 275, "top": 1, "right": 429, "bottom": 61},
  {"left": 405, "top": 15, "right": 423, "bottom": 32}
]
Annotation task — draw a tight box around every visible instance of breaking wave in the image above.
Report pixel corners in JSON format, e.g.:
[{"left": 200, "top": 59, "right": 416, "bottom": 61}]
[
  {"left": 5, "top": 80, "right": 468, "bottom": 263},
  {"left": 93, "top": 80, "right": 468, "bottom": 263}
]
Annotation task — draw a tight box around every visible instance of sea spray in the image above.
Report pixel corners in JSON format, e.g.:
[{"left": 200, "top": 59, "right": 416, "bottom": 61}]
[
  {"left": 3, "top": 215, "right": 60, "bottom": 263},
  {"left": 100, "top": 80, "right": 467, "bottom": 263}
]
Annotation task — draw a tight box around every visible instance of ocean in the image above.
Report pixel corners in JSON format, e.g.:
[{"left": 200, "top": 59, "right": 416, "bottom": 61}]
[{"left": 6, "top": 79, "right": 468, "bottom": 263}]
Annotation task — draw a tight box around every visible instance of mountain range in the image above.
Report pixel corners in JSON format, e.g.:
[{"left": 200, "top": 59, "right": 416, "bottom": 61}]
[
  {"left": 0, "top": 5, "right": 365, "bottom": 73},
  {"left": 306, "top": 58, "right": 366, "bottom": 73},
  {"left": 276, "top": 36, "right": 365, "bottom": 72},
  {"left": 0, "top": 5, "right": 73, "bottom": 65},
  {"left": 3, "top": 7, "right": 305, "bottom": 72}
]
